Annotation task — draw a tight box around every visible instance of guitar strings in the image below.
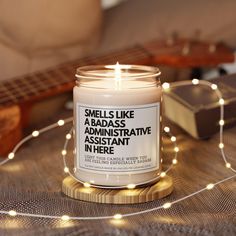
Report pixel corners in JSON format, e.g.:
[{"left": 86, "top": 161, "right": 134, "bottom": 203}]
[
  {"left": 0, "top": 39, "right": 217, "bottom": 107},
  {"left": 0, "top": 48, "right": 148, "bottom": 104},
  {"left": 0, "top": 41, "right": 197, "bottom": 104}
]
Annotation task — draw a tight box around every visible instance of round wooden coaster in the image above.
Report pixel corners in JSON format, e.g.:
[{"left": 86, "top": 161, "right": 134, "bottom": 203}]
[{"left": 62, "top": 176, "right": 173, "bottom": 204}]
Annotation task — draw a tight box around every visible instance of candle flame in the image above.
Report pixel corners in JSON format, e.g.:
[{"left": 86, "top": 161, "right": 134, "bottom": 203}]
[
  {"left": 105, "top": 62, "right": 127, "bottom": 90},
  {"left": 115, "top": 62, "right": 121, "bottom": 80}
]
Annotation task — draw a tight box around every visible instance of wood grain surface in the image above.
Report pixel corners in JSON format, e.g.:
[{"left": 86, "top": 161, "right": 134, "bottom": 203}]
[{"left": 62, "top": 175, "right": 173, "bottom": 204}]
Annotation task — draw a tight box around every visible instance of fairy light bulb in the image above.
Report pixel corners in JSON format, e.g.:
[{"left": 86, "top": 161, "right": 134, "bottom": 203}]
[
  {"left": 66, "top": 134, "right": 72, "bottom": 140},
  {"left": 206, "top": 183, "right": 214, "bottom": 190},
  {"left": 64, "top": 167, "right": 69, "bottom": 173},
  {"left": 160, "top": 172, "right": 166, "bottom": 178},
  {"left": 226, "top": 163, "right": 231, "bottom": 168},
  {"left": 113, "top": 214, "right": 122, "bottom": 220},
  {"left": 83, "top": 182, "right": 91, "bottom": 188},
  {"left": 219, "top": 143, "right": 224, "bottom": 149},
  {"left": 219, "top": 99, "right": 224, "bottom": 105},
  {"left": 172, "top": 159, "right": 178, "bottom": 165},
  {"left": 211, "top": 84, "right": 218, "bottom": 90},
  {"left": 163, "top": 202, "right": 172, "bottom": 209},
  {"left": 127, "top": 184, "right": 136, "bottom": 189},
  {"left": 162, "top": 82, "right": 170, "bottom": 90},
  {"left": 58, "top": 120, "right": 65, "bottom": 126},
  {"left": 192, "top": 79, "right": 199, "bottom": 85},
  {"left": 8, "top": 210, "right": 17, "bottom": 216},
  {"left": 73, "top": 149, "right": 76, "bottom": 155},
  {"left": 171, "top": 136, "right": 176, "bottom": 142},
  {"left": 61, "top": 150, "right": 67, "bottom": 155},
  {"left": 164, "top": 126, "right": 170, "bottom": 133},
  {"left": 174, "top": 147, "right": 179, "bottom": 152},
  {"left": 61, "top": 215, "right": 70, "bottom": 221},
  {"left": 32, "top": 130, "right": 39, "bottom": 137},
  {"left": 219, "top": 120, "right": 224, "bottom": 126},
  {"left": 8, "top": 152, "right": 15, "bottom": 160}
]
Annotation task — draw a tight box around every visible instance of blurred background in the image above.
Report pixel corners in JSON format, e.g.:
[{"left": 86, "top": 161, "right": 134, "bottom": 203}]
[
  {"left": 1, "top": 0, "right": 236, "bottom": 80},
  {"left": 1, "top": 0, "right": 236, "bottom": 154}
]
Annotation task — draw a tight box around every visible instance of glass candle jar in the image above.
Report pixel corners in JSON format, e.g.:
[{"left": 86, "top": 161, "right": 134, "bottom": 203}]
[{"left": 73, "top": 64, "right": 162, "bottom": 187}]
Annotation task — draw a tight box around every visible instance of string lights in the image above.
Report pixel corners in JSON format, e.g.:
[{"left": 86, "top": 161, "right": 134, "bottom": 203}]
[{"left": 0, "top": 79, "right": 235, "bottom": 222}]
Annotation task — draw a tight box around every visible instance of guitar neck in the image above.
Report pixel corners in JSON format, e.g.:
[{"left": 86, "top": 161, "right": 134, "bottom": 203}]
[
  {"left": 0, "top": 45, "right": 151, "bottom": 107},
  {"left": 0, "top": 39, "right": 234, "bottom": 107}
]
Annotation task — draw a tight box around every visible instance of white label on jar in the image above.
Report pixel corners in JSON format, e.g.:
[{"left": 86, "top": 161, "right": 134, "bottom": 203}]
[{"left": 76, "top": 102, "right": 160, "bottom": 174}]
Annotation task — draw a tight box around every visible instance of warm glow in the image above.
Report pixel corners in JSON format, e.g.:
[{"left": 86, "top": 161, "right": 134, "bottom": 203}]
[
  {"left": 192, "top": 79, "right": 199, "bottom": 85},
  {"left": 73, "top": 149, "right": 76, "bottom": 155},
  {"left": 164, "top": 126, "right": 170, "bottom": 133},
  {"left": 8, "top": 152, "right": 15, "bottom": 160},
  {"left": 58, "top": 120, "right": 65, "bottom": 126},
  {"left": 219, "top": 99, "right": 225, "bottom": 105},
  {"left": 113, "top": 62, "right": 121, "bottom": 90},
  {"left": 206, "top": 183, "right": 214, "bottom": 190},
  {"left": 226, "top": 163, "right": 231, "bottom": 168},
  {"left": 32, "top": 130, "right": 39, "bottom": 137},
  {"left": 163, "top": 202, "right": 172, "bottom": 209},
  {"left": 127, "top": 184, "right": 136, "bottom": 189},
  {"left": 219, "top": 120, "right": 224, "bottom": 126},
  {"left": 61, "top": 215, "right": 70, "bottom": 221},
  {"left": 171, "top": 136, "right": 176, "bottom": 142},
  {"left": 113, "top": 214, "right": 122, "bottom": 220},
  {"left": 64, "top": 167, "right": 69, "bottom": 173},
  {"left": 172, "top": 159, "right": 178, "bottom": 165},
  {"left": 66, "top": 134, "right": 72, "bottom": 140},
  {"left": 83, "top": 182, "right": 91, "bottom": 188},
  {"left": 160, "top": 172, "right": 166, "bottom": 178},
  {"left": 110, "top": 218, "right": 126, "bottom": 226},
  {"left": 0, "top": 218, "right": 24, "bottom": 229},
  {"left": 162, "top": 82, "right": 170, "bottom": 90},
  {"left": 105, "top": 64, "right": 131, "bottom": 70},
  {"left": 8, "top": 210, "right": 17, "bottom": 216},
  {"left": 115, "top": 62, "right": 121, "bottom": 80},
  {"left": 211, "top": 84, "right": 218, "bottom": 90},
  {"left": 219, "top": 143, "right": 224, "bottom": 149},
  {"left": 174, "top": 147, "right": 179, "bottom": 152},
  {"left": 61, "top": 150, "right": 67, "bottom": 155}
]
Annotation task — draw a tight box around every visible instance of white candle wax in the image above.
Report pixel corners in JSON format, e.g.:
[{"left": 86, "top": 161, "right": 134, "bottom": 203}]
[{"left": 73, "top": 65, "right": 162, "bottom": 187}]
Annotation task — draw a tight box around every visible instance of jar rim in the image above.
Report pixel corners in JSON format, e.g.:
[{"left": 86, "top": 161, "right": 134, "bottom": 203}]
[{"left": 76, "top": 64, "right": 161, "bottom": 81}]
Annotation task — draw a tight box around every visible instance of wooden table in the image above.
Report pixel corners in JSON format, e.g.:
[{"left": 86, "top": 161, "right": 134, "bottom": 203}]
[{"left": 0, "top": 108, "right": 235, "bottom": 236}]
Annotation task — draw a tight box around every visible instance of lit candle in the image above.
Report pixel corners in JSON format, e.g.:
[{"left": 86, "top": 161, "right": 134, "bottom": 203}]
[{"left": 73, "top": 64, "right": 162, "bottom": 186}]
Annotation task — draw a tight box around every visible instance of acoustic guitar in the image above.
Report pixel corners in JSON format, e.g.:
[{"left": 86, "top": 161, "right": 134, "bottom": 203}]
[{"left": 0, "top": 38, "right": 234, "bottom": 156}]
